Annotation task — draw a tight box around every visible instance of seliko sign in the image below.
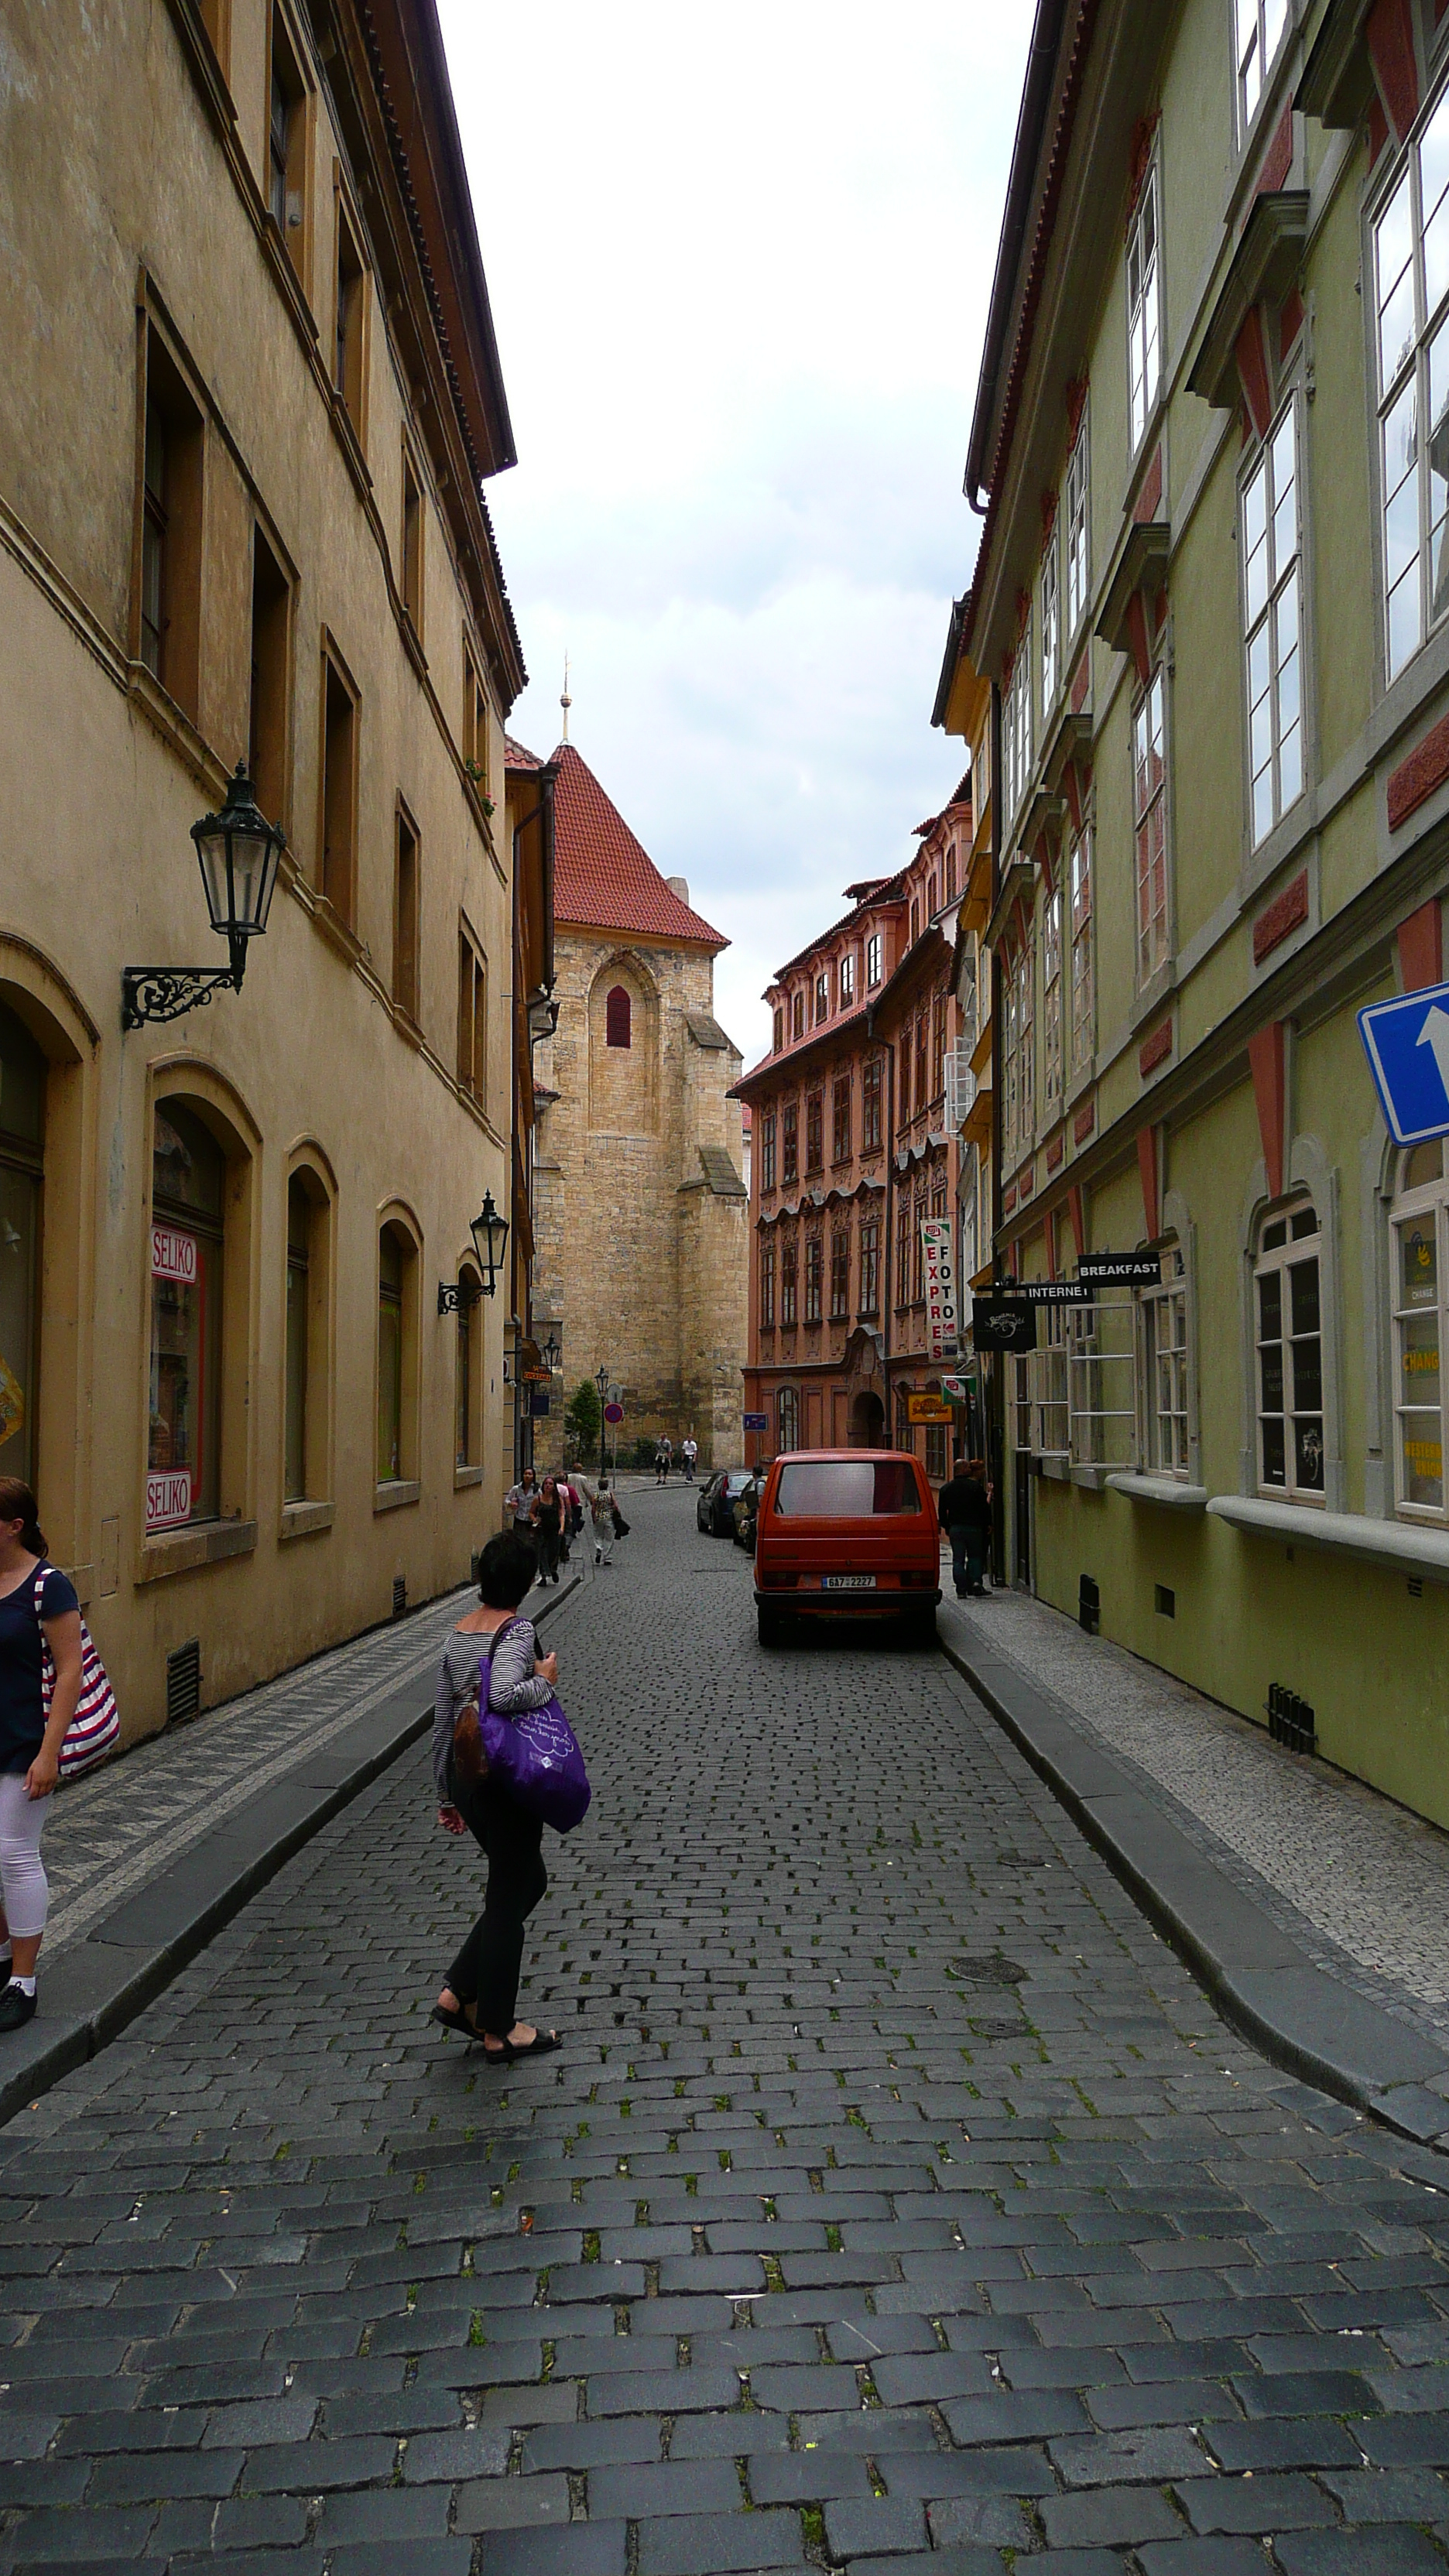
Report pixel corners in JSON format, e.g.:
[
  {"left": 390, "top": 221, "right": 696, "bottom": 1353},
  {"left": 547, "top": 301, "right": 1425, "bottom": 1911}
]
[
  {"left": 1358, "top": 977, "right": 1449, "bottom": 1145},
  {"left": 151, "top": 1225, "right": 197, "bottom": 1284},
  {"left": 146, "top": 1470, "right": 191, "bottom": 1530},
  {"left": 920, "top": 1218, "right": 960, "bottom": 1360}
]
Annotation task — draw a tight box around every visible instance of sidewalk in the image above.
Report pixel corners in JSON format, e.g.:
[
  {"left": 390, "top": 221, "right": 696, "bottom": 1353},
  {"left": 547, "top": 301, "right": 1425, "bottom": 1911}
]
[
  {"left": 1, "top": 1568, "right": 582, "bottom": 2128},
  {"left": 937, "top": 1566, "right": 1449, "bottom": 2147}
]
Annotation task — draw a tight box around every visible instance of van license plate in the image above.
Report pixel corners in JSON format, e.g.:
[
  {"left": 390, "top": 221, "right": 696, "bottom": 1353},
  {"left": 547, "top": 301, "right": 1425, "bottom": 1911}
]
[{"left": 822, "top": 1574, "right": 876, "bottom": 1590}]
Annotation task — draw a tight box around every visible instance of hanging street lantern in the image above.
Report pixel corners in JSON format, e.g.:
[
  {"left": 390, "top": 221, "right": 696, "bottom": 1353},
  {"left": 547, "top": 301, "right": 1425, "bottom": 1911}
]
[
  {"left": 470, "top": 1191, "right": 509, "bottom": 1297},
  {"left": 122, "top": 762, "right": 286, "bottom": 1029}
]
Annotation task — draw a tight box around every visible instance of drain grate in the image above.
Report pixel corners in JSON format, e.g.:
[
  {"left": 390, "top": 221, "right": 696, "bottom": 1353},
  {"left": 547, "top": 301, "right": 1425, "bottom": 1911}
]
[{"left": 166, "top": 1638, "right": 200, "bottom": 1727}]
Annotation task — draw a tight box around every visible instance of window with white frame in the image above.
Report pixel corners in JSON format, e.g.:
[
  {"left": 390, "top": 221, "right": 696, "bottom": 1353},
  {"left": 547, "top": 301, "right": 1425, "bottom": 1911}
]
[
  {"left": 1126, "top": 163, "right": 1162, "bottom": 454},
  {"left": 1068, "top": 827, "right": 1094, "bottom": 1080},
  {"left": 1390, "top": 1139, "right": 1448, "bottom": 1515},
  {"left": 1234, "top": 0, "right": 1289, "bottom": 139},
  {"left": 1041, "top": 531, "right": 1060, "bottom": 713},
  {"left": 866, "top": 931, "right": 883, "bottom": 988},
  {"left": 1132, "top": 670, "right": 1169, "bottom": 983},
  {"left": 1254, "top": 1201, "right": 1324, "bottom": 1501},
  {"left": 1043, "top": 882, "right": 1064, "bottom": 1113},
  {"left": 1014, "top": 940, "right": 1035, "bottom": 1148},
  {"left": 1138, "top": 1242, "right": 1188, "bottom": 1475},
  {"left": 1242, "top": 399, "right": 1303, "bottom": 844},
  {"left": 1001, "top": 960, "right": 1020, "bottom": 1161},
  {"left": 1375, "top": 80, "right": 1449, "bottom": 680},
  {"left": 1002, "top": 628, "right": 1033, "bottom": 827},
  {"left": 840, "top": 949, "right": 855, "bottom": 1006},
  {"left": 1066, "top": 409, "right": 1090, "bottom": 638}
]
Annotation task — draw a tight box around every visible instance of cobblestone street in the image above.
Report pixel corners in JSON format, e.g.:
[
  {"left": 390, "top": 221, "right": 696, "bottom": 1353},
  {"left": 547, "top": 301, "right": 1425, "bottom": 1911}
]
[{"left": 7, "top": 1491, "right": 1449, "bottom": 2573}]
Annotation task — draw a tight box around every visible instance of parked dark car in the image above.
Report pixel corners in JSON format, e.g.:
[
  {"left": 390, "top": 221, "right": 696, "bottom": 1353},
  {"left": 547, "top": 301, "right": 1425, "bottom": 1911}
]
[
  {"left": 697, "top": 1468, "right": 753, "bottom": 1536},
  {"left": 733, "top": 1475, "right": 762, "bottom": 1554}
]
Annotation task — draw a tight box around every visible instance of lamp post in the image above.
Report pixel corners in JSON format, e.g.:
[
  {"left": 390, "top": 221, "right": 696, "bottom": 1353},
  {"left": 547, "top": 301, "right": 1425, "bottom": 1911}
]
[
  {"left": 122, "top": 762, "right": 286, "bottom": 1027},
  {"left": 542, "top": 1331, "right": 561, "bottom": 1374},
  {"left": 595, "top": 1363, "right": 609, "bottom": 1484},
  {"left": 438, "top": 1190, "right": 511, "bottom": 1314}
]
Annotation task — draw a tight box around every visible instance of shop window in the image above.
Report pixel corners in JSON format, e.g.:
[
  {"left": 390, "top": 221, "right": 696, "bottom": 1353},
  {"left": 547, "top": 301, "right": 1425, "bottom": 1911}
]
[
  {"left": 268, "top": 8, "right": 307, "bottom": 272},
  {"left": 1242, "top": 399, "right": 1303, "bottom": 845},
  {"left": 401, "top": 447, "right": 423, "bottom": 635},
  {"left": 1069, "top": 828, "right": 1094, "bottom": 1080},
  {"left": 284, "top": 1166, "right": 331, "bottom": 1506},
  {"left": 862, "top": 1057, "right": 882, "bottom": 1152},
  {"left": 759, "top": 1241, "right": 776, "bottom": 1330},
  {"left": 248, "top": 526, "right": 290, "bottom": 831},
  {"left": 458, "top": 925, "right": 487, "bottom": 1102},
  {"left": 1374, "top": 77, "right": 1449, "bottom": 681},
  {"left": 139, "top": 328, "right": 204, "bottom": 721},
  {"left": 830, "top": 1228, "right": 850, "bottom": 1321},
  {"left": 1254, "top": 1201, "right": 1324, "bottom": 1502},
  {"left": 782, "top": 1101, "right": 798, "bottom": 1185},
  {"left": 1391, "top": 1139, "right": 1449, "bottom": 1515},
  {"left": 804, "top": 1233, "right": 823, "bottom": 1324},
  {"left": 832, "top": 1074, "right": 851, "bottom": 1164},
  {"left": 0, "top": 1004, "right": 44, "bottom": 1486},
  {"left": 320, "top": 648, "right": 358, "bottom": 923},
  {"left": 377, "top": 1219, "right": 418, "bottom": 1488},
  {"left": 1041, "top": 525, "right": 1060, "bottom": 712},
  {"left": 1126, "top": 161, "right": 1161, "bottom": 454},
  {"left": 760, "top": 1112, "right": 776, "bottom": 1194},
  {"left": 1234, "top": 0, "right": 1289, "bottom": 136},
  {"left": 605, "top": 985, "right": 631, "bottom": 1049},
  {"left": 859, "top": 1218, "right": 880, "bottom": 1317},
  {"left": 1138, "top": 1242, "right": 1188, "bottom": 1476},
  {"left": 1065, "top": 406, "right": 1091, "bottom": 640},
  {"left": 805, "top": 1090, "right": 823, "bottom": 1173},
  {"left": 456, "top": 1263, "right": 482, "bottom": 1470},
  {"left": 334, "top": 196, "right": 366, "bottom": 434},
  {"left": 149, "top": 1103, "right": 225, "bottom": 1528},
  {"left": 1132, "top": 669, "right": 1169, "bottom": 983},
  {"left": 393, "top": 807, "right": 420, "bottom": 1022}
]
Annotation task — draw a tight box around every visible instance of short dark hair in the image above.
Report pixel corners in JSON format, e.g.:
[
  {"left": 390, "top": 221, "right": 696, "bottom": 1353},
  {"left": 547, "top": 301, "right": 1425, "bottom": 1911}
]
[{"left": 477, "top": 1530, "right": 537, "bottom": 1608}]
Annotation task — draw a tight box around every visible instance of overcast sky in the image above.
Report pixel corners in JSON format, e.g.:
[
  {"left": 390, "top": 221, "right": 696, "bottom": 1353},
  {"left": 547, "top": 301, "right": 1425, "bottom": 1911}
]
[{"left": 438, "top": 2, "right": 1030, "bottom": 1070}]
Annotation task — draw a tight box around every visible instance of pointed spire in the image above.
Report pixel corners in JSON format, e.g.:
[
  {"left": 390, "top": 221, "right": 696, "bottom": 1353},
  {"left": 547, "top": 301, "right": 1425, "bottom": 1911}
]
[{"left": 560, "top": 652, "right": 571, "bottom": 745}]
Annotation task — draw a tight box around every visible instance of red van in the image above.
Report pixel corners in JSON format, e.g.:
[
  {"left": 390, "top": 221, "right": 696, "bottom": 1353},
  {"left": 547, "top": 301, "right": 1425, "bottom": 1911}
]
[{"left": 752, "top": 1449, "right": 940, "bottom": 1647}]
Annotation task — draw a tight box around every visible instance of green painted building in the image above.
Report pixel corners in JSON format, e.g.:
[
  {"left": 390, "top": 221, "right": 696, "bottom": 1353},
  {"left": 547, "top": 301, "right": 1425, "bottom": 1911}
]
[{"left": 934, "top": 0, "right": 1449, "bottom": 1825}]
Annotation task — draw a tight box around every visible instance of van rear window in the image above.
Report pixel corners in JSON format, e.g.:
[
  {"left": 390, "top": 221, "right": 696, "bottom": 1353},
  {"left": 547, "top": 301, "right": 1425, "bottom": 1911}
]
[{"left": 774, "top": 1461, "right": 921, "bottom": 1517}]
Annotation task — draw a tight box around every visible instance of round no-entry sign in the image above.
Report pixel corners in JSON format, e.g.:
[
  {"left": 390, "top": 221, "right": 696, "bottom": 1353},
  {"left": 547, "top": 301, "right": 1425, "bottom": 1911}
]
[{"left": 604, "top": 1402, "right": 624, "bottom": 1423}]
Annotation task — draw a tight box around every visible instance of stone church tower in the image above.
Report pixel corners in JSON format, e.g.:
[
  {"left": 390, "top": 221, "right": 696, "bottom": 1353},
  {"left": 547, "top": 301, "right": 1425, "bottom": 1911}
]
[{"left": 511, "top": 737, "right": 748, "bottom": 1471}]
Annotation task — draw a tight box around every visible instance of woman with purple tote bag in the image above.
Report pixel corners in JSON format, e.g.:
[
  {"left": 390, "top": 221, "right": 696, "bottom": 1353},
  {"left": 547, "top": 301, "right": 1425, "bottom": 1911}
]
[{"left": 430, "top": 1530, "right": 589, "bottom": 2061}]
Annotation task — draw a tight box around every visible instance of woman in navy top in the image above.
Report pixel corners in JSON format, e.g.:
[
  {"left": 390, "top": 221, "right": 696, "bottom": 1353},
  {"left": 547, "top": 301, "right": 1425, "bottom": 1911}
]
[{"left": 0, "top": 1477, "right": 84, "bottom": 2032}]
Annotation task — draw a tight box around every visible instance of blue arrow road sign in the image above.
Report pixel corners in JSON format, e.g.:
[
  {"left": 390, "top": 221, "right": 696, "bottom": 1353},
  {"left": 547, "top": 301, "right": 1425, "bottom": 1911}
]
[{"left": 1358, "top": 978, "right": 1449, "bottom": 1146}]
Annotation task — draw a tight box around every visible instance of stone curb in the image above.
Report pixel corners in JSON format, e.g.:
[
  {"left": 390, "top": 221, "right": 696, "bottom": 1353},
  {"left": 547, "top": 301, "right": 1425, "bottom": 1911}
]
[
  {"left": 937, "top": 1615, "right": 1449, "bottom": 2153},
  {"left": 0, "top": 1575, "right": 583, "bottom": 2131}
]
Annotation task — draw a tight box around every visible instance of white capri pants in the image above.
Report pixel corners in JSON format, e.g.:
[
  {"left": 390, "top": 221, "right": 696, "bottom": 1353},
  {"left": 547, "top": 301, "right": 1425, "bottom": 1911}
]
[{"left": 0, "top": 1771, "right": 49, "bottom": 1939}]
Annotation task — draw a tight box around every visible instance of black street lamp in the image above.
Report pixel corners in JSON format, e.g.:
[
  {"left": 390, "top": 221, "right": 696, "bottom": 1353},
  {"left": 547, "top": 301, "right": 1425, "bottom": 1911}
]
[
  {"left": 122, "top": 762, "right": 286, "bottom": 1028},
  {"left": 595, "top": 1363, "right": 609, "bottom": 1482},
  {"left": 438, "top": 1190, "right": 511, "bottom": 1314},
  {"left": 542, "top": 1331, "right": 561, "bottom": 1373}
]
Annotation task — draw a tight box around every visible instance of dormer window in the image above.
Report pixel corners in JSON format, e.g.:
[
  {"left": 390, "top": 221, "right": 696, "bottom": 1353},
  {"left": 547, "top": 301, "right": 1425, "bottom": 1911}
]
[
  {"left": 840, "top": 951, "right": 855, "bottom": 1006},
  {"left": 772, "top": 1005, "right": 784, "bottom": 1053},
  {"left": 815, "top": 971, "right": 829, "bottom": 1023},
  {"left": 792, "top": 990, "right": 804, "bottom": 1040}
]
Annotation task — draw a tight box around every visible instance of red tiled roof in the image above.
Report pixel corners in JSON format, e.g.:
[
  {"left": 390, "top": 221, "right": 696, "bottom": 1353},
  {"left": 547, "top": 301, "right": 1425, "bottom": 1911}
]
[
  {"left": 549, "top": 744, "right": 725, "bottom": 948},
  {"left": 505, "top": 735, "right": 543, "bottom": 770}
]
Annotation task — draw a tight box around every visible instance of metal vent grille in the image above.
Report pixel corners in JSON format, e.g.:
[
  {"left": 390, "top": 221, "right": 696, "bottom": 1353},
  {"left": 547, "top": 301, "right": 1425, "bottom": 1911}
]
[
  {"left": 166, "top": 1639, "right": 200, "bottom": 1727},
  {"left": 392, "top": 1576, "right": 407, "bottom": 1618}
]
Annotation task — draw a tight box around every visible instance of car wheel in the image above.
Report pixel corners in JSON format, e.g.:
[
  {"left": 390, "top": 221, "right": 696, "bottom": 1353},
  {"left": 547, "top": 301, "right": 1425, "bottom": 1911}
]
[{"left": 757, "top": 1604, "right": 786, "bottom": 1648}]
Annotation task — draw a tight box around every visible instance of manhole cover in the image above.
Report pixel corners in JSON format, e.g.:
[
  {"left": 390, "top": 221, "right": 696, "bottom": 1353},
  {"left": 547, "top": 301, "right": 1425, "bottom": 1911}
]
[
  {"left": 949, "top": 1954, "right": 1027, "bottom": 1987},
  {"left": 968, "top": 2015, "right": 1026, "bottom": 2040},
  {"left": 994, "top": 1851, "right": 1047, "bottom": 1870}
]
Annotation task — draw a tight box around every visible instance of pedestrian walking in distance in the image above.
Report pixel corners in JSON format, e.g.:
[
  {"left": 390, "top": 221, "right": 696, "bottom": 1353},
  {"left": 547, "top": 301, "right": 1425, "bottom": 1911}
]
[
  {"left": 504, "top": 1465, "right": 538, "bottom": 1536},
  {"left": 530, "top": 1473, "right": 565, "bottom": 1585},
  {"left": 430, "top": 1532, "right": 560, "bottom": 2061},
  {"left": 937, "top": 1454, "right": 992, "bottom": 1598},
  {"left": 587, "top": 1472, "right": 617, "bottom": 1567},
  {"left": 681, "top": 1435, "right": 698, "bottom": 1482},
  {"left": 654, "top": 1436, "right": 673, "bottom": 1485},
  {"left": 0, "top": 1478, "right": 85, "bottom": 2033}
]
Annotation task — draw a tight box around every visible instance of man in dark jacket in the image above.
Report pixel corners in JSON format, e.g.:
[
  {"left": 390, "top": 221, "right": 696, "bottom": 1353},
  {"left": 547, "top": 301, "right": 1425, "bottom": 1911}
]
[{"left": 937, "top": 1457, "right": 992, "bottom": 1598}]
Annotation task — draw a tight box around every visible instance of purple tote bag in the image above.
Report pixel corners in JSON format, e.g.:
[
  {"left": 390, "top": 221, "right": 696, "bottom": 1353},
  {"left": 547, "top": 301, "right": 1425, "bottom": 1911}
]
[{"left": 478, "top": 1619, "right": 591, "bottom": 1833}]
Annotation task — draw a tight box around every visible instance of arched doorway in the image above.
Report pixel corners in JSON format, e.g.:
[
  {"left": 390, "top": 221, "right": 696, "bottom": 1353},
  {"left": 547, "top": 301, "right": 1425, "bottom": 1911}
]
[{"left": 849, "top": 1389, "right": 885, "bottom": 1448}]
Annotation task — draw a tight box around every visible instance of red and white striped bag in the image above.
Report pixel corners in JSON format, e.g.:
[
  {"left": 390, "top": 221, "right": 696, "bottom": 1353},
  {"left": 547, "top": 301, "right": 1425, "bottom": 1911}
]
[{"left": 33, "top": 1566, "right": 120, "bottom": 1780}]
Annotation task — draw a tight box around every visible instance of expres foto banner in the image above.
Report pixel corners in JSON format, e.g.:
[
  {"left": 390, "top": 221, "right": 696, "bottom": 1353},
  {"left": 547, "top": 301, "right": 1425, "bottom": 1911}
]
[{"left": 920, "top": 1218, "right": 959, "bottom": 1361}]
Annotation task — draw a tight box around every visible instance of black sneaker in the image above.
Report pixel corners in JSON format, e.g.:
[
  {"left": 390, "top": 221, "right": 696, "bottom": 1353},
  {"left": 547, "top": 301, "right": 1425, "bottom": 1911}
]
[{"left": 0, "top": 1982, "right": 36, "bottom": 2033}]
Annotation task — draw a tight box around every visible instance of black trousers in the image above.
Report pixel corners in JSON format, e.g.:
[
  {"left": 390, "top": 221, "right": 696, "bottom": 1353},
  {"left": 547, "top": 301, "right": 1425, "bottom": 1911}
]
[
  {"left": 447, "top": 1785, "right": 547, "bottom": 2035},
  {"left": 534, "top": 1521, "right": 561, "bottom": 1580}
]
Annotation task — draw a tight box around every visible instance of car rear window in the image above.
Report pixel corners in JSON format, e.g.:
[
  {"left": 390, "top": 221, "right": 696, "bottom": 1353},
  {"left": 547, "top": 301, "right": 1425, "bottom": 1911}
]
[{"left": 773, "top": 1461, "right": 922, "bottom": 1517}]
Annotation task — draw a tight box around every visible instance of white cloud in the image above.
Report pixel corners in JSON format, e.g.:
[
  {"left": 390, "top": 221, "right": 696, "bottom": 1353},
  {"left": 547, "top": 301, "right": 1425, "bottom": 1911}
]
[{"left": 439, "top": 0, "right": 1029, "bottom": 1064}]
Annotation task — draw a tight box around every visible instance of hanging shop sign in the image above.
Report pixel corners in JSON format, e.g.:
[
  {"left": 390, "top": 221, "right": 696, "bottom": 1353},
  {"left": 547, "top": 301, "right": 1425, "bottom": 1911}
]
[
  {"left": 940, "top": 1373, "right": 975, "bottom": 1402},
  {"left": 1017, "top": 1279, "right": 1095, "bottom": 1304},
  {"left": 906, "top": 1392, "right": 954, "bottom": 1425},
  {"left": 920, "top": 1218, "right": 960, "bottom": 1360},
  {"left": 1077, "top": 1251, "right": 1162, "bottom": 1286},
  {"left": 970, "top": 1295, "right": 1037, "bottom": 1353}
]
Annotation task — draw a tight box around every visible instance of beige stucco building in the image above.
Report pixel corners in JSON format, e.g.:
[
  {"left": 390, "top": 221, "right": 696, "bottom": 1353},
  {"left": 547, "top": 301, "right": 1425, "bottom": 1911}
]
[
  {"left": 0, "top": 0, "right": 527, "bottom": 1742},
  {"left": 516, "top": 740, "right": 748, "bottom": 1470}
]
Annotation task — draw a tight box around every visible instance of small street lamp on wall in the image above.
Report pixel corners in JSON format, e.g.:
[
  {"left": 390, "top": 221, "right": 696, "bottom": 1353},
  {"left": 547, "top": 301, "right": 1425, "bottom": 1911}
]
[
  {"left": 439, "top": 1190, "right": 510, "bottom": 1315},
  {"left": 595, "top": 1363, "right": 610, "bottom": 1482},
  {"left": 122, "top": 762, "right": 286, "bottom": 1029}
]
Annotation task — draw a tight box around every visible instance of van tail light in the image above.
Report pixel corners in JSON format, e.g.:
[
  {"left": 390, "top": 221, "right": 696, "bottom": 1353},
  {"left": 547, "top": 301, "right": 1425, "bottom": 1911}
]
[
  {"left": 899, "top": 1570, "right": 937, "bottom": 1589},
  {"left": 758, "top": 1569, "right": 798, "bottom": 1590}
]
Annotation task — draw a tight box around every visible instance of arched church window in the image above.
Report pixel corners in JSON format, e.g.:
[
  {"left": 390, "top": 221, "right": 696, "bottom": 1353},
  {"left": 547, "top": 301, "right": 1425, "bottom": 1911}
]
[{"left": 605, "top": 985, "right": 632, "bottom": 1050}]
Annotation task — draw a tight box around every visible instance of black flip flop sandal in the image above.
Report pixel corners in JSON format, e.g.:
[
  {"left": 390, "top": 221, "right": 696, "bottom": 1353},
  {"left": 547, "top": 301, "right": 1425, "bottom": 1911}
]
[
  {"left": 500, "top": 2030, "right": 561, "bottom": 2061},
  {"left": 430, "top": 2002, "right": 474, "bottom": 2036}
]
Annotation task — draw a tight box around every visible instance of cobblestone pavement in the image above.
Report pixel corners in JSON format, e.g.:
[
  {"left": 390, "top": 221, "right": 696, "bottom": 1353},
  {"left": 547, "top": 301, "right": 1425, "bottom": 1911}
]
[
  {"left": 7, "top": 1495, "right": 1449, "bottom": 2572},
  {"left": 939, "top": 1581, "right": 1449, "bottom": 2049},
  {"left": 33, "top": 1588, "right": 475, "bottom": 1967}
]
